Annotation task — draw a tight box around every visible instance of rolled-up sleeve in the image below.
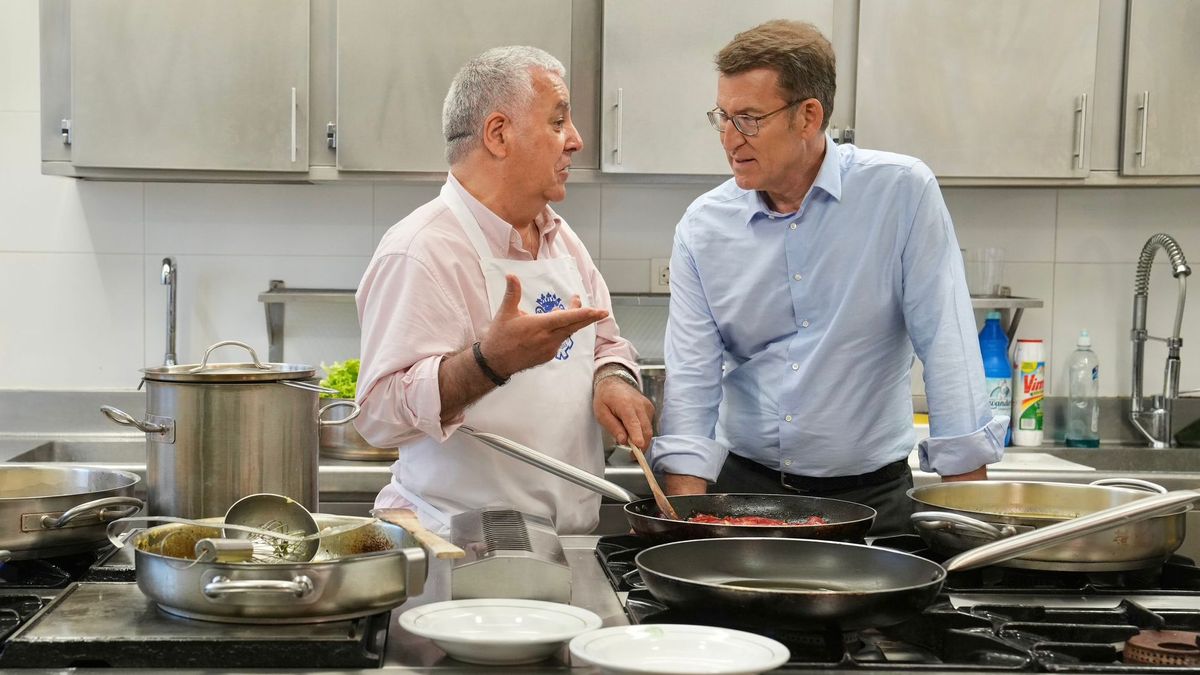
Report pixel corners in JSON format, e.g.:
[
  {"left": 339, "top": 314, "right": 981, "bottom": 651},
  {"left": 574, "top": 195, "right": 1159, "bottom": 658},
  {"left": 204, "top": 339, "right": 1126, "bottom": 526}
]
[
  {"left": 355, "top": 253, "right": 471, "bottom": 447},
  {"left": 650, "top": 222, "right": 728, "bottom": 482},
  {"left": 901, "top": 165, "right": 1006, "bottom": 475}
]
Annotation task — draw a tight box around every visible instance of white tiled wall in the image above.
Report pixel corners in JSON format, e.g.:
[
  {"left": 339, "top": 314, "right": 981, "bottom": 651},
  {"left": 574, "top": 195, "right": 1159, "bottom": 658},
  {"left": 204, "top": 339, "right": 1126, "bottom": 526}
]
[{"left": 4, "top": 7, "right": 1200, "bottom": 396}]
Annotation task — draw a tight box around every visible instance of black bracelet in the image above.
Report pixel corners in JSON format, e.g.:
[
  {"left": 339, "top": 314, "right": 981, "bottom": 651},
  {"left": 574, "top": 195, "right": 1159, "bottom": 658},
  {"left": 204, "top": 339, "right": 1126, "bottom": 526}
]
[{"left": 472, "top": 341, "right": 509, "bottom": 387}]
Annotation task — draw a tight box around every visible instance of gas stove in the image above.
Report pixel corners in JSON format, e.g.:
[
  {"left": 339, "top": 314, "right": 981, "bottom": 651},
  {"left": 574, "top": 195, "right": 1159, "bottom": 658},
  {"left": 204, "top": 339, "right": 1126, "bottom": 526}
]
[
  {"left": 0, "top": 542, "right": 390, "bottom": 669},
  {"left": 596, "top": 534, "right": 1200, "bottom": 670}
]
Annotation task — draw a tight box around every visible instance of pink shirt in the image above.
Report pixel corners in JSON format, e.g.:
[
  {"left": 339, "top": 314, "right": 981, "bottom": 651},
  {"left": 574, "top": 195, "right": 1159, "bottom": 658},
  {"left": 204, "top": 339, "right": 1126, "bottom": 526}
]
[{"left": 355, "top": 175, "right": 640, "bottom": 448}]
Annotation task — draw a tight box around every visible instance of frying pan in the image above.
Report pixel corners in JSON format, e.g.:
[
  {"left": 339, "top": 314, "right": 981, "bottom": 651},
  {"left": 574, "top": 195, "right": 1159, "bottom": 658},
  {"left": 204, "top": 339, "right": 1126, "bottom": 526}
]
[
  {"left": 633, "top": 489, "right": 1200, "bottom": 631},
  {"left": 635, "top": 537, "right": 946, "bottom": 630},
  {"left": 459, "top": 426, "right": 876, "bottom": 542}
]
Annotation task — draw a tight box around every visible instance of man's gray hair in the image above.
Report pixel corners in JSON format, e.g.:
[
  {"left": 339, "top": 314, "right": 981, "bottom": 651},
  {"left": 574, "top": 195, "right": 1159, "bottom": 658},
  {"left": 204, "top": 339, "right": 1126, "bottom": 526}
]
[{"left": 442, "top": 46, "right": 566, "bottom": 165}]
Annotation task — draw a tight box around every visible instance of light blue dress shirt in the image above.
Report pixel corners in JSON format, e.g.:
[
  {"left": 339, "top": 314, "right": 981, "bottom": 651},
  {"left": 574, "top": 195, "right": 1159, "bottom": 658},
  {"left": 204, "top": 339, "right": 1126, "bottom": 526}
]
[{"left": 653, "top": 137, "right": 1007, "bottom": 481}]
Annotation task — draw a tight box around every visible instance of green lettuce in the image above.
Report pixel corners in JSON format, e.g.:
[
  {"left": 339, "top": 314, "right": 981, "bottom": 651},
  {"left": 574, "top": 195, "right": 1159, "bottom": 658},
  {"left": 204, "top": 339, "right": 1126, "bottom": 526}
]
[{"left": 319, "top": 358, "right": 360, "bottom": 399}]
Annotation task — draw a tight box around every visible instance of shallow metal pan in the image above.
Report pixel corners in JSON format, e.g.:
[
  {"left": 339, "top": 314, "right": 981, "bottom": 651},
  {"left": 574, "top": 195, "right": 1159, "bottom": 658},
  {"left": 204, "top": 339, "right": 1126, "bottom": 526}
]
[{"left": 0, "top": 465, "right": 143, "bottom": 561}]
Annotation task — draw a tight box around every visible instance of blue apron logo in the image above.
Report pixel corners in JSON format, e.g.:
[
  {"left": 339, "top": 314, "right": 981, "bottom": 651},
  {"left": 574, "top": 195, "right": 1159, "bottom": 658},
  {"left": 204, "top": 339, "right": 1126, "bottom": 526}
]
[{"left": 535, "top": 292, "right": 574, "bottom": 360}]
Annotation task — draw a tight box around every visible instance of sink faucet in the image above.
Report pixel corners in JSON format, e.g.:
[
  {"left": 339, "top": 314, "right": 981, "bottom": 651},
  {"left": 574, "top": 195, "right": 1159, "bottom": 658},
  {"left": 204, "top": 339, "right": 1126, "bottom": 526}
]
[
  {"left": 161, "top": 257, "right": 177, "bottom": 366},
  {"left": 1130, "top": 234, "right": 1190, "bottom": 447}
]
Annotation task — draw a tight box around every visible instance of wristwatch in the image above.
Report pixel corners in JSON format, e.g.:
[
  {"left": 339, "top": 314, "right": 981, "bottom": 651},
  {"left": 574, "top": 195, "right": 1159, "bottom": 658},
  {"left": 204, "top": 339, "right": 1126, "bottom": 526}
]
[{"left": 595, "top": 366, "right": 638, "bottom": 390}]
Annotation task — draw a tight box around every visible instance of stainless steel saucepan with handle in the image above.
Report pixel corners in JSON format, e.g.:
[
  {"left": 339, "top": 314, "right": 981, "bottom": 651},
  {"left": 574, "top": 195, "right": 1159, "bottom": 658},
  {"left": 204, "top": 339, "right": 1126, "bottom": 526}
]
[
  {"left": 131, "top": 513, "right": 428, "bottom": 624},
  {"left": 0, "top": 465, "right": 144, "bottom": 561},
  {"left": 909, "top": 478, "right": 1190, "bottom": 571}
]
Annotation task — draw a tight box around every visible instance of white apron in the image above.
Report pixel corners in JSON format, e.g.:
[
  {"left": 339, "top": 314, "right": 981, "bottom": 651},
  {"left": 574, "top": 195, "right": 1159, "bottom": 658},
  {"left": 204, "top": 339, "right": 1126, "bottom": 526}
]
[{"left": 378, "top": 180, "right": 603, "bottom": 606}]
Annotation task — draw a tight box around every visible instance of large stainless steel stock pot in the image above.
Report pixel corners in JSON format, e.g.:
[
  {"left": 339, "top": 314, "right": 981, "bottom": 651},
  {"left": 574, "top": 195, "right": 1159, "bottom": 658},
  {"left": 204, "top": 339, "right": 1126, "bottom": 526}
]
[
  {"left": 0, "top": 465, "right": 143, "bottom": 561},
  {"left": 909, "top": 478, "right": 1188, "bottom": 571},
  {"left": 131, "top": 514, "right": 427, "bottom": 623},
  {"left": 101, "top": 341, "right": 359, "bottom": 519}
]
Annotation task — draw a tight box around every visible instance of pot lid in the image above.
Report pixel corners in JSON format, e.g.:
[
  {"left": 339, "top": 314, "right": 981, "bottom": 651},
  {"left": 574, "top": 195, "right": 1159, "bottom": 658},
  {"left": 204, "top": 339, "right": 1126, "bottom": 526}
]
[{"left": 142, "top": 340, "right": 315, "bottom": 383}]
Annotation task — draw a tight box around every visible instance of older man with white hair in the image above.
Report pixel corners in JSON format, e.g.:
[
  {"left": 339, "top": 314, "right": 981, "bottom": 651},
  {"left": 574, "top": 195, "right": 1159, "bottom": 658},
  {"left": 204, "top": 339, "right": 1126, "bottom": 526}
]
[{"left": 355, "top": 46, "right": 652, "bottom": 549}]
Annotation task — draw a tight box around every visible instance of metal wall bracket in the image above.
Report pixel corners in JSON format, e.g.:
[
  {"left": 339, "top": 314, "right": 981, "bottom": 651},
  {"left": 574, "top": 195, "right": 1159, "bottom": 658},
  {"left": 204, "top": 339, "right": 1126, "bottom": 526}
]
[{"left": 258, "top": 280, "right": 356, "bottom": 362}]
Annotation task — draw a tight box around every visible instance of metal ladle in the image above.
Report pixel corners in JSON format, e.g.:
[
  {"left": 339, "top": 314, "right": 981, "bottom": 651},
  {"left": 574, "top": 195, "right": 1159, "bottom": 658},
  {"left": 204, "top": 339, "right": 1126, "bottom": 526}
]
[{"left": 223, "top": 493, "right": 320, "bottom": 563}]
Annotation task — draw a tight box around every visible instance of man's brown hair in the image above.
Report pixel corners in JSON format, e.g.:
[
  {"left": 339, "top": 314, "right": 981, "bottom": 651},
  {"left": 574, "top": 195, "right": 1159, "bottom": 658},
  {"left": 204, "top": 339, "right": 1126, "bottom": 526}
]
[{"left": 715, "top": 20, "right": 836, "bottom": 130}]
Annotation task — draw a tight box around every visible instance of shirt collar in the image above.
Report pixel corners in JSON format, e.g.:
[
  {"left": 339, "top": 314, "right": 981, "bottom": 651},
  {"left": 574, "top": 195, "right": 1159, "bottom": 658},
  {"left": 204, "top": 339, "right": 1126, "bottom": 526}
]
[
  {"left": 446, "top": 172, "right": 561, "bottom": 256},
  {"left": 746, "top": 133, "right": 843, "bottom": 225}
]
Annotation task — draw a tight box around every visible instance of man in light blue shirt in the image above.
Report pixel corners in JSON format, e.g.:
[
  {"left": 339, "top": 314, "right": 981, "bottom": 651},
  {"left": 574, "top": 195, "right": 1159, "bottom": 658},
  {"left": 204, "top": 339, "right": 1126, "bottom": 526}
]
[{"left": 652, "top": 20, "right": 1007, "bottom": 536}]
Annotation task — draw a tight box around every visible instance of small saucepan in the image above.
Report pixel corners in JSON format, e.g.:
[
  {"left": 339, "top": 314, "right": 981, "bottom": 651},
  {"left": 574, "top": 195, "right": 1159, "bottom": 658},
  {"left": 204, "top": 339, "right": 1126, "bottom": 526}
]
[{"left": 459, "top": 427, "right": 876, "bottom": 543}]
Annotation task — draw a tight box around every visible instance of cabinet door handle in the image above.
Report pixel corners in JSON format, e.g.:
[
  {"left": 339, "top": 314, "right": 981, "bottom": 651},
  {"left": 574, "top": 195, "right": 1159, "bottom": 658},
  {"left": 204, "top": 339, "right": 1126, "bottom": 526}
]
[
  {"left": 613, "top": 87, "right": 623, "bottom": 166},
  {"left": 1073, "top": 93, "right": 1087, "bottom": 170},
  {"left": 1136, "top": 91, "right": 1150, "bottom": 168},
  {"left": 290, "top": 86, "right": 298, "bottom": 163}
]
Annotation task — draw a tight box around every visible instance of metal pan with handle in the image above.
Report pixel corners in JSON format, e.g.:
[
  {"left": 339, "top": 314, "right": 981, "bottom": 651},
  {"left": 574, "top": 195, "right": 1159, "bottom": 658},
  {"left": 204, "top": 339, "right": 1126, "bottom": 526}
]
[
  {"left": 0, "top": 465, "right": 144, "bottom": 562},
  {"left": 909, "top": 478, "right": 1190, "bottom": 571},
  {"left": 458, "top": 426, "right": 875, "bottom": 542},
  {"left": 633, "top": 488, "right": 1200, "bottom": 631}
]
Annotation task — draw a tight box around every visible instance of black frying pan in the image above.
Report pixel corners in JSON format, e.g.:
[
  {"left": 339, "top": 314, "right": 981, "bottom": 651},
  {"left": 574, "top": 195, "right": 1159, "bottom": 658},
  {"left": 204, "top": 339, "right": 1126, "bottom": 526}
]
[
  {"left": 636, "top": 537, "right": 946, "bottom": 630},
  {"left": 459, "top": 427, "right": 876, "bottom": 541}
]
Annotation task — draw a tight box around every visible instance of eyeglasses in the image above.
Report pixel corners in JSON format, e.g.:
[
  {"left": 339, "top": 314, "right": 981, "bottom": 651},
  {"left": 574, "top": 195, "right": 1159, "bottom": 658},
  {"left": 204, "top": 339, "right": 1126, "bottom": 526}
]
[{"left": 706, "top": 100, "right": 803, "bottom": 136}]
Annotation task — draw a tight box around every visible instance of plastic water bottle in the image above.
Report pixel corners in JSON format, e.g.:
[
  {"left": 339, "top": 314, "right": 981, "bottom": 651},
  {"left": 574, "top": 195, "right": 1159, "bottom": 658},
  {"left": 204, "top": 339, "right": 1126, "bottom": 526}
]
[
  {"left": 1012, "top": 339, "right": 1045, "bottom": 447},
  {"left": 978, "top": 311, "right": 1012, "bottom": 445},
  {"left": 1065, "top": 330, "right": 1100, "bottom": 448}
]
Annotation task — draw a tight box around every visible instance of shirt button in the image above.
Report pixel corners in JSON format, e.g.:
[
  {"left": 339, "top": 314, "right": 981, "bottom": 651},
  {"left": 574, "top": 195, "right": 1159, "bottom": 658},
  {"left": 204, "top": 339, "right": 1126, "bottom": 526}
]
[
  {"left": 789, "top": 223, "right": 797, "bottom": 230},
  {"left": 783, "top": 459, "right": 793, "bottom": 466},
  {"left": 791, "top": 363, "right": 799, "bottom": 371},
  {"left": 784, "top": 414, "right": 793, "bottom": 422},
  {"left": 793, "top": 273, "right": 802, "bottom": 281},
  {"left": 801, "top": 320, "right": 810, "bottom": 328}
]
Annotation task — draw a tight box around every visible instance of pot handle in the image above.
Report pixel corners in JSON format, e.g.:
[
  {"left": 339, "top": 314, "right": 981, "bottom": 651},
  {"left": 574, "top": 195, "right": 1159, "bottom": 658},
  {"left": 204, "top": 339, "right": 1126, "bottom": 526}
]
[
  {"left": 910, "top": 511, "right": 1017, "bottom": 540},
  {"left": 188, "top": 340, "right": 271, "bottom": 373},
  {"left": 944, "top": 488, "right": 1200, "bottom": 573},
  {"left": 203, "top": 575, "right": 315, "bottom": 599},
  {"left": 1089, "top": 478, "right": 1168, "bottom": 494},
  {"left": 317, "top": 400, "right": 361, "bottom": 427},
  {"left": 101, "top": 405, "right": 166, "bottom": 434},
  {"left": 41, "top": 496, "right": 145, "bottom": 529}
]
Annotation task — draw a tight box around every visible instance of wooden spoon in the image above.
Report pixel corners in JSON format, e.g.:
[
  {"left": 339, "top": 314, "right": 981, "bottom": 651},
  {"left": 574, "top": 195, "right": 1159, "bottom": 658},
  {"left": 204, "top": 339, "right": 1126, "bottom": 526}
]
[
  {"left": 371, "top": 507, "right": 465, "bottom": 559},
  {"left": 622, "top": 443, "right": 681, "bottom": 521}
]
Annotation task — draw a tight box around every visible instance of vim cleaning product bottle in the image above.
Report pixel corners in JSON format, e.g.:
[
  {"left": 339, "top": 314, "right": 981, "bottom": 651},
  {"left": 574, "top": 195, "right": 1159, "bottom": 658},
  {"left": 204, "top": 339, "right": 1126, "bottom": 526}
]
[
  {"left": 978, "top": 311, "right": 1012, "bottom": 445},
  {"left": 1065, "top": 330, "right": 1100, "bottom": 447},
  {"left": 1012, "top": 339, "right": 1045, "bottom": 447}
]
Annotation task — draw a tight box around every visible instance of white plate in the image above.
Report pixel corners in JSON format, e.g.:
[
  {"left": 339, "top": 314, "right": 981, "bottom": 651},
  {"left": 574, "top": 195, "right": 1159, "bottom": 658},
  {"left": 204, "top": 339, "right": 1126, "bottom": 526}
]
[
  {"left": 570, "top": 624, "right": 790, "bottom": 675},
  {"left": 399, "top": 598, "right": 603, "bottom": 665}
]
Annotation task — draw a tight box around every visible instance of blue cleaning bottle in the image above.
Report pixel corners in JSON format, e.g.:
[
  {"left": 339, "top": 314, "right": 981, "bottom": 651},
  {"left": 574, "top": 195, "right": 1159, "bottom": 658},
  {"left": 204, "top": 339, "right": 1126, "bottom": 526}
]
[{"left": 979, "top": 311, "right": 1013, "bottom": 445}]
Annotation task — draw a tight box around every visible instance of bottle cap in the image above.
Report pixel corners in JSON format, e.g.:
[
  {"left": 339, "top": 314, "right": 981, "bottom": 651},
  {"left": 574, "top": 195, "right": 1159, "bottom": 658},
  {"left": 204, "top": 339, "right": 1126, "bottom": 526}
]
[
  {"left": 1077, "top": 329, "right": 1091, "bottom": 348},
  {"left": 986, "top": 310, "right": 1001, "bottom": 320}
]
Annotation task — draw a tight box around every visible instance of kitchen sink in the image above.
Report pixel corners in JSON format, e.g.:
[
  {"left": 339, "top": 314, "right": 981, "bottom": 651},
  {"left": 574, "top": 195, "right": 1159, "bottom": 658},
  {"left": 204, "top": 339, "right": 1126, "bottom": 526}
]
[
  {"left": 1034, "top": 445, "right": 1200, "bottom": 474},
  {"left": 5, "top": 439, "right": 146, "bottom": 464}
]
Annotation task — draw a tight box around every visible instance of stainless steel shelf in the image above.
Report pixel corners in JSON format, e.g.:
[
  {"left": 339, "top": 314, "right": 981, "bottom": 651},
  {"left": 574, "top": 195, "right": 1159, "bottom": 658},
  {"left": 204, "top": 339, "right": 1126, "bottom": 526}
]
[
  {"left": 257, "top": 281, "right": 1043, "bottom": 360},
  {"left": 258, "top": 280, "right": 356, "bottom": 361},
  {"left": 971, "top": 295, "right": 1044, "bottom": 343}
]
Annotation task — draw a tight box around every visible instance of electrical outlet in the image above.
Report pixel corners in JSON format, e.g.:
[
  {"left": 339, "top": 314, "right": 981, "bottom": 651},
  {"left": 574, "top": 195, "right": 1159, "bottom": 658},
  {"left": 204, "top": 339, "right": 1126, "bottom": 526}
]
[{"left": 650, "top": 258, "right": 671, "bottom": 293}]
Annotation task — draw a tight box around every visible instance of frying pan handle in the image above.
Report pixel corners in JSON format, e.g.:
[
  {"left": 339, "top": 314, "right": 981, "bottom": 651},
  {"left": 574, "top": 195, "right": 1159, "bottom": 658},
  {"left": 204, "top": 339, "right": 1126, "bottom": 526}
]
[
  {"left": 944, "top": 488, "right": 1200, "bottom": 573},
  {"left": 458, "top": 425, "right": 639, "bottom": 503},
  {"left": 910, "top": 511, "right": 1017, "bottom": 541},
  {"left": 1089, "top": 478, "right": 1167, "bottom": 494}
]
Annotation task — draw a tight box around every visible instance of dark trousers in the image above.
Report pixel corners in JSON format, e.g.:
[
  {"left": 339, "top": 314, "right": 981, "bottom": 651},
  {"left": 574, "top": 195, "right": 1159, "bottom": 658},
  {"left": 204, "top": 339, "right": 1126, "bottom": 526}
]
[{"left": 712, "top": 453, "right": 916, "bottom": 537}]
